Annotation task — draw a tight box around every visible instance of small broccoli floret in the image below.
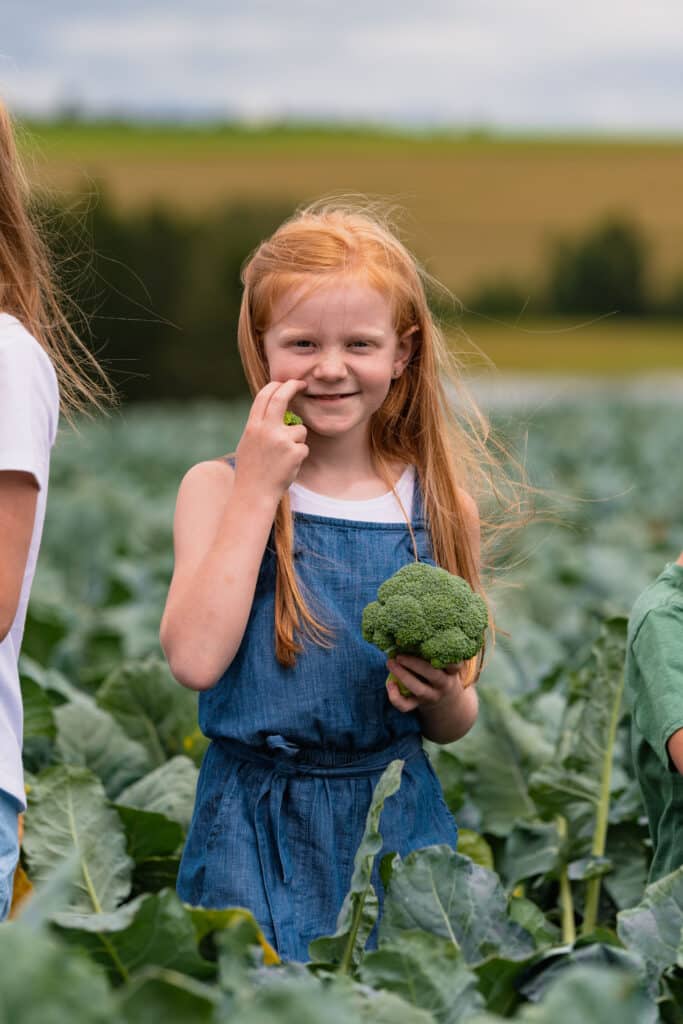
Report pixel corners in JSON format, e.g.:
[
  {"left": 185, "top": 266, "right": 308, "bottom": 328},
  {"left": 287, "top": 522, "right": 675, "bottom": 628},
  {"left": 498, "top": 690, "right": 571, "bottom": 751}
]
[
  {"left": 421, "top": 626, "right": 481, "bottom": 668},
  {"left": 284, "top": 410, "right": 303, "bottom": 425},
  {"left": 379, "top": 594, "right": 430, "bottom": 647},
  {"left": 361, "top": 561, "right": 488, "bottom": 694}
]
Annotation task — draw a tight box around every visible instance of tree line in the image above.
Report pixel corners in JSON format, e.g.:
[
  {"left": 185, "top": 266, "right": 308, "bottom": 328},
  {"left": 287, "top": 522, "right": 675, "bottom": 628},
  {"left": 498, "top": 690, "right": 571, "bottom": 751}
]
[{"left": 38, "top": 192, "right": 682, "bottom": 402}]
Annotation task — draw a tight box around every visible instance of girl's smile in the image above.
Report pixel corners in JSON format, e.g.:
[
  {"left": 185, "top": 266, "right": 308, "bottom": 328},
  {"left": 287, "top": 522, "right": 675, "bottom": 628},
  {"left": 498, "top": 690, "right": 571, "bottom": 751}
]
[{"left": 304, "top": 391, "right": 358, "bottom": 401}]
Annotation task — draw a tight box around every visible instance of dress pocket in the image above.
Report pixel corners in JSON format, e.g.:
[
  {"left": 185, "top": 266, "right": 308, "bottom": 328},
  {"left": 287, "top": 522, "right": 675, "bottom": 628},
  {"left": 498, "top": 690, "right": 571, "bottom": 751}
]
[{"left": 204, "top": 751, "right": 243, "bottom": 851}]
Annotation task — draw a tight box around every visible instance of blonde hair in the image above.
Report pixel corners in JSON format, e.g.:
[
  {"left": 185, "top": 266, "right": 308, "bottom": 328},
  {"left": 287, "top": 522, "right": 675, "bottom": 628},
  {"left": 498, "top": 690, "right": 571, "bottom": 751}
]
[
  {"left": 237, "top": 199, "right": 526, "bottom": 676},
  {"left": 0, "top": 101, "right": 114, "bottom": 421}
]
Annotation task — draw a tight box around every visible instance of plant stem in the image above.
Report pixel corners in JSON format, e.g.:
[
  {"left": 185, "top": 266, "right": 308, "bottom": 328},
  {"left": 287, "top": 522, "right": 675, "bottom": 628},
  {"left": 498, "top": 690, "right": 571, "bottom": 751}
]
[
  {"left": 339, "top": 887, "right": 368, "bottom": 975},
  {"left": 556, "top": 815, "right": 576, "bottom": 946},
  {"left": 582, "top": 667, "right": 625, "bottom": 936}
]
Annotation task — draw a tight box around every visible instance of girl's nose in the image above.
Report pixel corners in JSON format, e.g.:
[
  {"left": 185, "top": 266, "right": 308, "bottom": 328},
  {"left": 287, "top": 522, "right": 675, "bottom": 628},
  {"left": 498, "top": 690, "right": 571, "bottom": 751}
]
[{"left": 312, "top": 353, "right": 348, "bottom": 380}]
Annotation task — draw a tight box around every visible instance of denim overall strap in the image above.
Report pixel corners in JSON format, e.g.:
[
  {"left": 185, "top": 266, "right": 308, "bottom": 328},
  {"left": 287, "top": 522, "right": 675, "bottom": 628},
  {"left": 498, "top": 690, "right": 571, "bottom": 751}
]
[{"left": 214, "top": 732, "right": 422, "bottom": 923}]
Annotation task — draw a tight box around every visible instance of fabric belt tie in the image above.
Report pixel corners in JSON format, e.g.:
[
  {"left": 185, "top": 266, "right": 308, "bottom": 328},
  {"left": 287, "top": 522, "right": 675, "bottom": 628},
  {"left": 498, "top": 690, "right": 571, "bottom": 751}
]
[{"left": 215, "top": 732, "right": 422, "bottom": 887}]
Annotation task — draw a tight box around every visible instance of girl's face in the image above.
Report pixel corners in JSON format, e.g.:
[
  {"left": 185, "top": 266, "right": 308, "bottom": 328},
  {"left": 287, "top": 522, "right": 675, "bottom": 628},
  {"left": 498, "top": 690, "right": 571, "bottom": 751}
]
[{"left": 262, "top": 277, "right": 414, "bottom": 439}]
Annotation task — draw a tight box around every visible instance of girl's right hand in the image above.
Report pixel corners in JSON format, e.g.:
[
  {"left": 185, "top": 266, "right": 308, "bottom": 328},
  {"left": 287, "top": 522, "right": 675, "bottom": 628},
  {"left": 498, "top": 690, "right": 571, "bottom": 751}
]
[{"left": 234, "top": 379, "right": 309, "bottom": 501}]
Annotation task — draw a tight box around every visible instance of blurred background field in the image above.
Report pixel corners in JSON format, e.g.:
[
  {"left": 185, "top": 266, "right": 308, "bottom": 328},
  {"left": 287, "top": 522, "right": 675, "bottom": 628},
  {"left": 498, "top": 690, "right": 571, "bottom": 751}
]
[
  {"left": 17, "top": 121, "right": 683, "bottom": 400},
  {"left": 21, "top": 123, "right": 683, "bottom": 296}
]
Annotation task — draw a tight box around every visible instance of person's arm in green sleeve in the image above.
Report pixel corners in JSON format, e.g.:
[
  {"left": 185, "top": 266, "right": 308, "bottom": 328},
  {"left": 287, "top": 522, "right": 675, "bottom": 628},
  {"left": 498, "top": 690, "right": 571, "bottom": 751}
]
[
  {"left": 631, "top": 557, "right": 683, "bottom": 774},
  {"left": 664, "top": 553, "right": 683, "bottom": 772}
]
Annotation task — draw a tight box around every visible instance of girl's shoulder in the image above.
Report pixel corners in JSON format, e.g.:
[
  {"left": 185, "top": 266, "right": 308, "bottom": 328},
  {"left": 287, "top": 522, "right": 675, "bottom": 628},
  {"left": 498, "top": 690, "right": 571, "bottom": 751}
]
[
  {"left": 178, "top": 455, "right": 235, "bottom": 496},
  {"left": 0, "top": 313, "right": 57, "bottom": 383},
  {"left": 0, "top": 314, "right": 59, "bottom": 442},
  {"left": 173, "top": 458, "right": 236, "bottom": 540},
  {"left": 456, "top": 486, "right": 479, "bottom": 523}
]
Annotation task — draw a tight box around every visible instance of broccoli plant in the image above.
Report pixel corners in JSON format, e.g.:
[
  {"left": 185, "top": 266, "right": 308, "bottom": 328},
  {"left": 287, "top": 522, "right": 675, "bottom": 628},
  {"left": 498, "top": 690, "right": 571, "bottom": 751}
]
[
  {"left": 284, "top": 410, "right": 303, "bottom": 425},
  {"left": 361, "top": 561, "right": 488, "bottom": 695}
]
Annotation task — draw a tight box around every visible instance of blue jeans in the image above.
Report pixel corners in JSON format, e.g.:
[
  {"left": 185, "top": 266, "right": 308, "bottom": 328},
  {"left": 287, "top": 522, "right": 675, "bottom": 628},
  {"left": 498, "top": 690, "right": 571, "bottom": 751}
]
[{"left": 0, "top": 789, "right": 21, "bottom": 921}]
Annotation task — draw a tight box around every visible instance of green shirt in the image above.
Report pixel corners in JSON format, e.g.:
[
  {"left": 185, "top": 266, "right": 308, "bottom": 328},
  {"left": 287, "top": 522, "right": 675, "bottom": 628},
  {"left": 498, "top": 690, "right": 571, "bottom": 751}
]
[{"left": 625, "top": 561, "right": 683, "bottom": 882}]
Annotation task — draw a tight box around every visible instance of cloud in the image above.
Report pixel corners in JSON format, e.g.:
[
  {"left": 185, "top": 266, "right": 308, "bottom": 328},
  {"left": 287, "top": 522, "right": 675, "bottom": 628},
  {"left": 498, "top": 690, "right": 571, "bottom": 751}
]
[{"left": 1, "top": 0, "right": 682, "bottom": 129}]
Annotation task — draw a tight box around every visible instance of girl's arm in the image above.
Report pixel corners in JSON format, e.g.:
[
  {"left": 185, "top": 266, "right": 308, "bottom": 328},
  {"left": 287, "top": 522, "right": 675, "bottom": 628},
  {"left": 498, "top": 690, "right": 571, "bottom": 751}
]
[
  {"left": 0, "top": 472, "right": 38, "bottom": 641},
  {"left": 160, "top": 378, "right": 308, "bottom": 691}
]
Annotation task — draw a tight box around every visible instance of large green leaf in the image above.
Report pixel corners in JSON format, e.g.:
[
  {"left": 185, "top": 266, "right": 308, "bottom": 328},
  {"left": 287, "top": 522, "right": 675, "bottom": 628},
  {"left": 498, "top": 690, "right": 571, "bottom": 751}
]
[
  {"left": 133, "top": 855, "right": 181, "bottom": 894},
  {"left": 617, "top": 865, "right": 683, "bottom": 987},
  {"left": 96, "top": 658, "right": 201, "bottom": 767},
  {"left": 115, "top": 756, "right": 199, "bottom": 831},
  {"left": 52, "top": 889, "right": 215, "bottom": 986},
  {"left": 380, "top": 846, "right": 535, "bottom": 966},
  {"left": 0, "top": 922, "right": 118, "bottom": 1024},
  {"left": 117, "top": 967, "right": 219, "bottom": 1024},
  {"left": 529, "top": 619, "right": 627, "bottom": 840},
  {"left": 20, "top": 652, "right": 87, "bottom": 705},
  {"left": 359, "top": 929, "right": 484, "bottom": 1023},
  {"left": 474, "top": 951, "right": 542, "bottom": 1017},
  {"left": 448, "top": 688, "right": 553, "bottom": 835},
  {"left": 456, "top": 829, "right": 494, "bottom": 871},
  {"left": 21, "top": 593, "right": 71, "bottom": 668},
  {"left": 356, "top": 987, "right": 436, "bottom": 1024},
  {"left": 23, "top": 765, "right": 133, "bottom": 913},
  {"left": 501, "top": 821, "right": 562, "bottom": 888},
  {"left": 530, "top": 619, "right": 628, "bottom": 933},
  {"left": 603, "top": 825, "right": 650, "bottom": 910},
  {"left": 114, "top": 805, "right": 185, "bottom": 862},
  {"left": 508, "top": 897, "right": 561, "bottom": 948},
  {"left": 226, "top": 970, "right": 431, "bottom": 1024},
  {"left": 20, "top": 674, "right": 57, "bottom": 773},
  {"left": 513, "top": 965, "right": 656, "bottom": 1024},
  {"left": 191, "top": 905, "right": 280, "bottom": 966},
  {"left": 308, "top": 759, "right": 404, "bottom": 970},
  {"left": 423, "top": 743, "right": 465, "bottom": 812},
  {"left": 55, "top": 700, "right": 152, "bottom": 798},
  {"left": 518, "top": 942, "right": 649, "bottom": 1005}
]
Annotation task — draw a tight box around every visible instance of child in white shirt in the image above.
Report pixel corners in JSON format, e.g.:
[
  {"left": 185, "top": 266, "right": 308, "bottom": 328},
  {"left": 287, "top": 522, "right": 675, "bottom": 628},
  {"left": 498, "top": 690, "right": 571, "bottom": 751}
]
[{"left": 0, "top": 100, "right": 113, "bottom": 919}]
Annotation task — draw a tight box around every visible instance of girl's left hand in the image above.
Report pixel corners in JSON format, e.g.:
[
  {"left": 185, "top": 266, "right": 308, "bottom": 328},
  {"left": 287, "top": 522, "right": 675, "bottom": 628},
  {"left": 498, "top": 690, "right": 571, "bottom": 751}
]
[{"left": 385, "top": 654, "right": 466, "bottom": 711}]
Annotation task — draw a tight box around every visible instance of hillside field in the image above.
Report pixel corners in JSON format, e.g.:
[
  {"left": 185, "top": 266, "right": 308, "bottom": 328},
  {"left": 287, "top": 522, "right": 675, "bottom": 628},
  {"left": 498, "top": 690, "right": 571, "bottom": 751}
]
[
  {"left": 19, "top": 121, "right": 683, "bottom": 300},
  {"left": 454, "top": 316, "right": 683, "bottom": 373}
]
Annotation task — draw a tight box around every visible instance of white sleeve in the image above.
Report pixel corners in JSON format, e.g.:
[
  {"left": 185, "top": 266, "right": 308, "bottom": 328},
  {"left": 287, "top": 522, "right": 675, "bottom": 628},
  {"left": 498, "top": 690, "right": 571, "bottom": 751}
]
[{"left": 0, "top": 333, "right": 59, "bottom": 488}]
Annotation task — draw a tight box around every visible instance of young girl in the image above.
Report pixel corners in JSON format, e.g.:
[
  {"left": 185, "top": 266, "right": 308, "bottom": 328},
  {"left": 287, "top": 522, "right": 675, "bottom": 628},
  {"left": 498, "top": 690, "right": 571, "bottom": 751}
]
[
  {"left": 0, "top": 100, "right": 113, "bottom": 920},
  {"left": 161, "top": 201, "right": 491, "bottom": 962}
]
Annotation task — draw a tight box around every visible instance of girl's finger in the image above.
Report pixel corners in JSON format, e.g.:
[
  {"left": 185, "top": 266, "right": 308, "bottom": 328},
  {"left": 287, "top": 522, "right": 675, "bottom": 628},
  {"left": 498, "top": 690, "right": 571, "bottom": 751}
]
[
  {"left": 251, "top": 381, "right": 285, "bottom": 421},
  {"left": 386, "top": 679, "right": 419, "bottom": 712},
  {"left": 287, "top": 424, "right": 308, "bottom": 444},
  {"left": 388, "top": 660, "right": 435, "bottom": 700},
  {"left": 264, "top": 378, "right": 308, "bottom": 420},
  {"left": 394, "top": 654, "right": 441, "bottom": 685}
]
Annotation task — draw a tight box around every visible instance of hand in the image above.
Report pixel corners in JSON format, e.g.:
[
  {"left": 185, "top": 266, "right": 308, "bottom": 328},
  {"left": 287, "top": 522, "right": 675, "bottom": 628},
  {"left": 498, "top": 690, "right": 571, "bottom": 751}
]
[
  {"left": 385, "top": 654, "right": 467, "bottom": 713},
  {"left": 234, "top": 379, "right": 309, "bottom": 500}
]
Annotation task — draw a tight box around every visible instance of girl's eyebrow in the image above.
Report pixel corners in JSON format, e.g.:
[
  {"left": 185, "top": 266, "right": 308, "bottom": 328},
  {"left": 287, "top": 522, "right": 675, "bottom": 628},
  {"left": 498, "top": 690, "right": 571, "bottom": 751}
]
[{"left": 276, "top": 327, "right": 388, "bottom": 341}]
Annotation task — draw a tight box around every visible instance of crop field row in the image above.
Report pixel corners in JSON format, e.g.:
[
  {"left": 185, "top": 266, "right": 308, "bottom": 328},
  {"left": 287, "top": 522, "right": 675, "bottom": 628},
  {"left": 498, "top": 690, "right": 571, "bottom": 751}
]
[{"left": 19, "top": 122, "right": 683, "bottom": 297}]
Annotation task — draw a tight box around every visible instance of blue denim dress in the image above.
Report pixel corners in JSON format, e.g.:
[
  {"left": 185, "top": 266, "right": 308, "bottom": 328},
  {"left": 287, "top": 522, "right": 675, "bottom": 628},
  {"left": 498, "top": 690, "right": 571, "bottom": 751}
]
[{"left": 176, "top": 465, "right": 459, "bottom": 962}]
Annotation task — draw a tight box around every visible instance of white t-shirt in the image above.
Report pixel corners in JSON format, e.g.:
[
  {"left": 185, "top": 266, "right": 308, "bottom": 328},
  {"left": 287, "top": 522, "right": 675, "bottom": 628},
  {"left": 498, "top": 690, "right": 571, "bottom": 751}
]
[
  {"left": 289, "top": 464, "right": 415, "bottom": 522},
  {"left": 0, "top": 314, "right": 59, "bottom": 808}
]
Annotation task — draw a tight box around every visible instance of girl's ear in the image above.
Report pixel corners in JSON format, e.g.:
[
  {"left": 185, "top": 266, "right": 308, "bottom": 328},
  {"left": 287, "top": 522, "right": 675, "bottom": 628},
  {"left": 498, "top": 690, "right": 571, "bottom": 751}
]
[{"left": 394, "top": 325, "right": 419, "bottom": 376}]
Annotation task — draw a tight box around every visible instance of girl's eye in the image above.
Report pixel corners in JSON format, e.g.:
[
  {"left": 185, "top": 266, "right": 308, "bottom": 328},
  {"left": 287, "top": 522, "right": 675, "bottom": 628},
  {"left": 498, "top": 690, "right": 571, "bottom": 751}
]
[
  {"left": 292, "top": 340, "right": 314, "bottom": 348},
  {"left": 350, "top": 340, "right": 370, "bottom": 348}
]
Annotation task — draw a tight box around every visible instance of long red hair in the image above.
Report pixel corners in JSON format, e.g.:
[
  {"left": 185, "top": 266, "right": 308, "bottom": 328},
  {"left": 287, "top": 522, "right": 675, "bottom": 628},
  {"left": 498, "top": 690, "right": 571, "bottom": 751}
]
[{"left": 237, "top": 200, "right": 524, "bottom": 677}]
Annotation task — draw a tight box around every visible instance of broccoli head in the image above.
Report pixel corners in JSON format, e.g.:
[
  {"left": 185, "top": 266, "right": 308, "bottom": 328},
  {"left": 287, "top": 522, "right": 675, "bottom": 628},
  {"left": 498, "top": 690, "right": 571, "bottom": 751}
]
[
  {"left": 361, "top": 561, "right": 488, "bottom": 693},
  {"left": 284, "top": 410, "right": 303, "bottom": 426}
]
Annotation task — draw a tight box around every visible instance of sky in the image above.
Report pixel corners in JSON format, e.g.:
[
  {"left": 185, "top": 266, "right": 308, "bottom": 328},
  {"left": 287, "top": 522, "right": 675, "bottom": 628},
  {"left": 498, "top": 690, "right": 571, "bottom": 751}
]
[{"left": 2, "top": 1, "right": 683, "bottom": 132}]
